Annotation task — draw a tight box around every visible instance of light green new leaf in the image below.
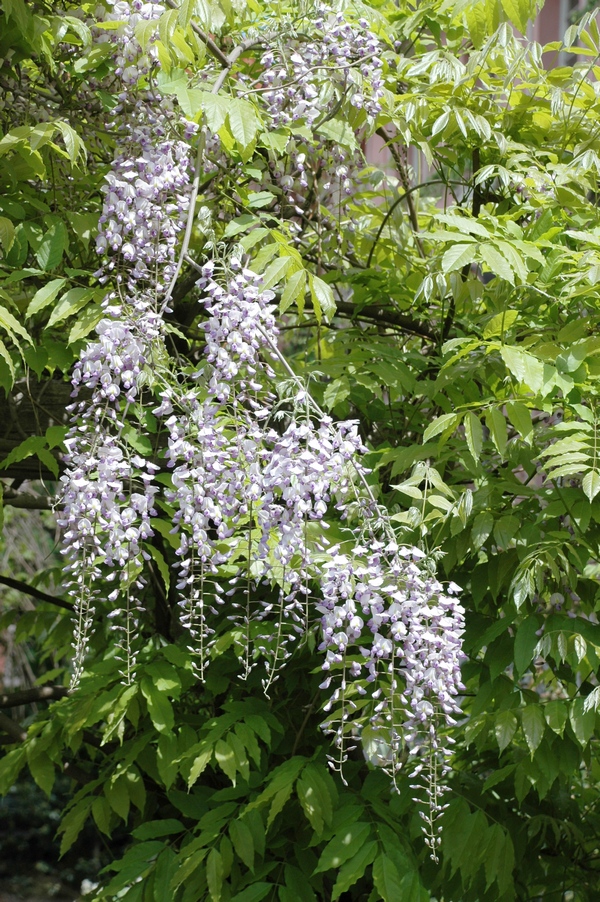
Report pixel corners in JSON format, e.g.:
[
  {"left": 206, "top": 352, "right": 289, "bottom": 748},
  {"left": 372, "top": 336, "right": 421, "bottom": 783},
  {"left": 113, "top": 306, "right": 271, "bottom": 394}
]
[
  {"left": 582, "top": 469, "right": 600, "bottom": 502},
  {"left": 26, "top": 278, "right": 67, "bottom": 317},
  {"left": 423, "top": 412, "right": 460, "bottom": 443},
  {"left": 310, "top": 274, "right": 336, "bottom": 322},
  {"left": 228, "top": 99, "right": 259, "bottom": 149},
  {"left": 480, "top": 244, "right": 515, "bottom": 284},
  {"left": 464, "top": 410, "right": 483, "bottom": 460},
  {"left": 485, "top": 407, "right": 508, "bottom": 458},
  {"left": 48, "top": 287, "right": 95, "bottom": 328},
  {"left": 280, "top": 269, "right": 306, "bottom": 314},
  {"left": 442, "top": 242, "right": 476, "bottom": 273},
  {"left": 500, "top": 346, "right": 543, "bottom": 392},
  {"left": 0, "top": 304, "right": 32, "bottom": 346},
  {"left": 501, "top": 0, "right": 531, "bottom": 33},
  {"left": 261, "top": 256, "right": 291, "bottom": 291},
  {"left": 483, "top": 309, "right": 519, "bottom": 339}
]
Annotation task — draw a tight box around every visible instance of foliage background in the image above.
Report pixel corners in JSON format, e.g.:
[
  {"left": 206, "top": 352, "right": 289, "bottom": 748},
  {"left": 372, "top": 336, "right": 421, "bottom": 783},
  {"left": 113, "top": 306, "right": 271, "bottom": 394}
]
[{"left": 2, "top": 0, "right": 600, "bottom": 899}]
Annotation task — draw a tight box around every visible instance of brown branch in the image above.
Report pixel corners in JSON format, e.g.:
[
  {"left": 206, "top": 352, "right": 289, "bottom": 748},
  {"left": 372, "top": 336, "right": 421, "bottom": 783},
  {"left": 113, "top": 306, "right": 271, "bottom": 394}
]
[
  {"left": 0, "top": 711, "right": 27, "bottom": 743},
  {"left": 0, "top": 686, "right": 71, "bottom": 708},
  {"left": 3, "top": 488, "right": 58, "bottom": 510},
  {"left": 0, "top": 575, "right": 74, "bottom": 611},
  {"left": 335, "top": 300, "right": 436, "bottom": 341}
]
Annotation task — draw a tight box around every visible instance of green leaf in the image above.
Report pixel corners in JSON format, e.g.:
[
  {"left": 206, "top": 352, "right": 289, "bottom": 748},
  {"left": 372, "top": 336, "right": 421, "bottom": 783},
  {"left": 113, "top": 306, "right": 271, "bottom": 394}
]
[
  {"left": 36, "top": 220, "right": 68, "bottom": 270},
  {"left": 58, "top": 799, "right": 92, "bottom": 855},
  {"left": 215, "top": 738, "right": 237, "bottom": 784},
  {"left": 583, "top": 469, "right": 600, "bottom": 502},
  {"left": 544, "top": 699, "right": 568, "bottom": 736},
  {"left": 280, "top": 269, "right": 306, "bottom": 314},
  {"left": 188, "top": 745, "right": 213, "bottom": 788},
  {"left": 310, "top": 274, "right": 336, "bottom": 322},
  {"left": 314, "top": 822, "right": 372, "bottom": 873},
  {"left": 514, "top": 615, "right": 541, "bottom": 675},
  {"left": 132, "top": 819, "right": 183, "bottom": 841},
  {"left": 68, "top": 303, "right": 103, "bottom": 344},
  {"left": 92, "top": 795, "right": 112, "bottom": 836},
  {"left": 228, "top": 99, "right": 259, "bottom": 149},
  {"left": 495, "top": 710, "right": 518, "bottom": 753},
  {"left": 26, "top": 278, "right": 67, "bottom": 317},
  {"left": 485, "top": 408, "right": 508, "bottom": 458},
  {"left": 442, "top": 242, "right": 476, "bottom": 273},
  {"left": 0, "top": 303, "right": 32, "bottom": 346},
  {"left": 423, "top": 412, "right": 460, "bottom": 443},
  {"left": 506, "top": 400, "right": 532, "bottom": 442},
  {"left": 331, "top": 841, "right": 378, "bottom": 900},
  {"left": 521, "top": 704, "right": 545, "bottom": 755},
  {"left": 206, "top": 848, "right": 223, "bottom": 902},
  {"left": 464, "top": 410, "right": 483, "bottom": 460},
  {"left": 230, "top": 819, "right": 255, "bottom": 871},
  {"left": 141, "top": 678, "right": 174, "bottom": 734},
  {"left": 0, "top": 747, "right": 26, "bottom": 794},
  {"left": 296, "top": 762, "right": 332, "bottom": 836},
  {"left": 372, "top": 853, "right": 404, "bottom": 902},
  {"left": 106, "top": 775, "right": 130, "bottom": 821},
  {"left": 483, "top": 310, "right": 519, "bottom": 339},
  {"left": 153, "top": 847, "right": 178, "bottom": 902},
  {"left": 261, "top": 256, "right": 291, "bottom": 291},
  {"left": 0, "top": 216, "right": 15, "bottom": 253},
  {"left": 570, "top": 697, "right": 596, "bottom": 746},
  {"left": 471, "top": 510, "right": 494, "bottom": 549},
  {"left": 500, "top": 346, "right": 543, "bottom": 392},
  {"left": 47, "top": 287, "right": 95, "bottom": 328},
  {"left": 156, "top": 733, "right": 179, "bottom": 790},
  {"left": 229, "top": 885, "right": 271, "bottom": 902},
  {"left": 398, "top": 872, "right": 429, "bottom": 902},
  {"left": 480, "top": 244, "right": 515, "bottom": 284},
  {"left": 316, "top": 117, "right": 357, "bottom": 150},
  {"left": 27, "top": 750, "right": 55, "bottom": 796},
  {"left": 501, "top": 0, "right": 530, "bottom": 33}
]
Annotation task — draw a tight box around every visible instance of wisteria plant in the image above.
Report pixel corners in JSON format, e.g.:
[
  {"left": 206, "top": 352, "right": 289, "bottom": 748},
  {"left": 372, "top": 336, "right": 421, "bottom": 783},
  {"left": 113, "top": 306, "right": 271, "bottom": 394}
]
[{"left": 5, "top": 0, "right": 600, "bottom": 899}]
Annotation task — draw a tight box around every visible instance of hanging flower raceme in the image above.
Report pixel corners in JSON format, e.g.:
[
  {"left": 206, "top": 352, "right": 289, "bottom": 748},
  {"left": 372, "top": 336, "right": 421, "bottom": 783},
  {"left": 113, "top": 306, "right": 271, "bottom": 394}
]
[
  {"left": 58, "top": 0, "right": 465, "bottom": 851},
  {"left": 59, "top": 0, "right": 194, "bottom": 684}
]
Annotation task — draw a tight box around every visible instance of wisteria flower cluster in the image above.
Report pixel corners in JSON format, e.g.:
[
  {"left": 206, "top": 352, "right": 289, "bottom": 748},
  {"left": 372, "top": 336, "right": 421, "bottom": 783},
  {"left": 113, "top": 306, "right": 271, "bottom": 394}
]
[
  {"left": 58, "top": 0, "right": 465, "bottom": 849},
  {"left": 259, "top": 8, "right": 384, "bottom": 127},
  {"left": 59, "top": 0, "right": 194, "bottom": 683}
]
